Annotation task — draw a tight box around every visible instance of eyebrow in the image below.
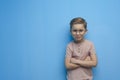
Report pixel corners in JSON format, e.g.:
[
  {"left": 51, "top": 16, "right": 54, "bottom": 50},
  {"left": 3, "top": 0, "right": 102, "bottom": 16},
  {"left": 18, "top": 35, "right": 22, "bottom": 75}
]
[{"left": 72, "top": 29, "right": 84, "bottom": 30}]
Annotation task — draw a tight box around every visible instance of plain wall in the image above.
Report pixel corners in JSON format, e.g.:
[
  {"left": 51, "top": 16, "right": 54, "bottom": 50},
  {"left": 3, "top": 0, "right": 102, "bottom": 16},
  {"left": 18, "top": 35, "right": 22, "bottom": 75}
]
[{"left": 0, "top": 0, "right": 120, "bottom": 80}]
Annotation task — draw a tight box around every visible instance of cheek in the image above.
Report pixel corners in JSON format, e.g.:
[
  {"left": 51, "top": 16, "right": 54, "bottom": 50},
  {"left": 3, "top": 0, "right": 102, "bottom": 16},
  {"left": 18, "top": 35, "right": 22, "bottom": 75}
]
[
  {"left": 71, "top": 32, "right": 76, "bottom": 35},
  {"left": 81, "top": 33, "right": 85, "bottom": 35},
  {"left": 71, "top": 33, "right": 76, "bottom": 38},
  {"left": 81, "top": 32, "right": 86, "bottom": 35}
]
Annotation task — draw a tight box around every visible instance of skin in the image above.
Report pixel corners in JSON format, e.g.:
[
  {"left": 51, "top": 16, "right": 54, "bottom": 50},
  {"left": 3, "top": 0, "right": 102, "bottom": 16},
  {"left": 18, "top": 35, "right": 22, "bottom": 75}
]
[
  {"left": 71, "top": 24, "right": 87, "bottom": 43},
  {"left": 65, "top": 24, "right": 97, "bottom": 70}
]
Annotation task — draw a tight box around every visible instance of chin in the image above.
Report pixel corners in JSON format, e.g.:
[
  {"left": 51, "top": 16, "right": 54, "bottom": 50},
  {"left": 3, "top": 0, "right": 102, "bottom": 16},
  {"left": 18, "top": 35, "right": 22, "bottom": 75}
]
[
  {"left": 75, "top": 38, "right": 83, "bottom": 42},
  {"left": 75, "top": 39, "right": 82, "bottom": 42}
]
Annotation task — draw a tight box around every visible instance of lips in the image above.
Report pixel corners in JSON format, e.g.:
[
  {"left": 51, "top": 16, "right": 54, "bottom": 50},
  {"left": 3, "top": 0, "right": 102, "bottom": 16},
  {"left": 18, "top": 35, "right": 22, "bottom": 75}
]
[{"left": 75, "top": 36, "right": 81, "bottom": 38}]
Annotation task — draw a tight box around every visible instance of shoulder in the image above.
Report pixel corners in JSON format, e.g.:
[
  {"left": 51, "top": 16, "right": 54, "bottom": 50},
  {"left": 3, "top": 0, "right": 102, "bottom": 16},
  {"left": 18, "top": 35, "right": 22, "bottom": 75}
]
[
  {"left": 67, "top": 41, "right": 74, "bottom": 46},
  {"left": 84, "top": 39, "right": 94, "bottom": 46},
  {"left": 66, "top": 41, "right": 74, "bottom": 48}
]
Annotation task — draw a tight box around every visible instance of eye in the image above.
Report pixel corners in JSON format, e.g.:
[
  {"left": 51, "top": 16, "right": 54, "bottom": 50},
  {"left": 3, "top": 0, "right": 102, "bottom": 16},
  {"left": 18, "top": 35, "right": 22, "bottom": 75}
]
[
  {"left": 79, "top": 30, "right": 83, "bottom": 32},
  {"left": 73, "top": 30, "right": 77, "bottom": 32}
]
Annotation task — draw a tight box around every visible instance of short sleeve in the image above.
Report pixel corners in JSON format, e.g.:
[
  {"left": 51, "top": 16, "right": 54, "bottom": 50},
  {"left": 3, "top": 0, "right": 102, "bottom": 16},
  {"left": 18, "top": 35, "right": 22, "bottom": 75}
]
[
  {"left": 65, "top": 44, "right": 73, "bottom": 58},
  {"left": 89, "top": 42, "right": 96, "bottom": 55}
]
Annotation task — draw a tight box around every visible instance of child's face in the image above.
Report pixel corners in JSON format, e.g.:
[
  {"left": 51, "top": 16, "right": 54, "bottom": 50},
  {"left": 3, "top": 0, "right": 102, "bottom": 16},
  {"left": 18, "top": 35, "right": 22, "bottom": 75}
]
[{"left": 71, "top": 24, "right": 87, "bottom": 42}]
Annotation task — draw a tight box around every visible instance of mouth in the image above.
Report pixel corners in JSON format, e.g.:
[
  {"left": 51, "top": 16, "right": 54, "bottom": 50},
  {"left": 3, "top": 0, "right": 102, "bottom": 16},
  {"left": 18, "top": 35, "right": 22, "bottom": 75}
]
[
  {"left": 75, "top": 36, "right": 81, "bottom": 38},
  {"left": 75, "top": 37, "right": 82, "bottom": 40}
]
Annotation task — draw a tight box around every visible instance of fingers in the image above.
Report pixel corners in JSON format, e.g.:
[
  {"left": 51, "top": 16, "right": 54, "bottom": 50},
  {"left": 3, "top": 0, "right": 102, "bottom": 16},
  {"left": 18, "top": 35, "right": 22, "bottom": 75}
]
[{"left": 85, "top": 56, "right": 91, "bottom": 61}]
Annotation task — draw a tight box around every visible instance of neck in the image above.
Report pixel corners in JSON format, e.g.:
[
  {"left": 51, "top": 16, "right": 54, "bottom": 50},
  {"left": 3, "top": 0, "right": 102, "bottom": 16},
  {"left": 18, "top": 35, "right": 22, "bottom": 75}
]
[{"left": 74, "top": 39, "right": 85, "bottom": 43}]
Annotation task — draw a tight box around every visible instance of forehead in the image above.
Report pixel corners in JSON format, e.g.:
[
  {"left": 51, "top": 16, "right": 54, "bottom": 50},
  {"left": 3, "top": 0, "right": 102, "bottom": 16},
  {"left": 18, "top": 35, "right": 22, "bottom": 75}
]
[{"left": 72, "top": 24, "right": 85, "bottom": 30}]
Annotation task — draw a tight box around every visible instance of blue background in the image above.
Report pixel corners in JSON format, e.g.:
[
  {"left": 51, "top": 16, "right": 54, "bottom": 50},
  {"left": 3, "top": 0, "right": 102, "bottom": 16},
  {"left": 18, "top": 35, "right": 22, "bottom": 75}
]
[{"left": 0, "top": 0, "right": 120, "bottom": 80}]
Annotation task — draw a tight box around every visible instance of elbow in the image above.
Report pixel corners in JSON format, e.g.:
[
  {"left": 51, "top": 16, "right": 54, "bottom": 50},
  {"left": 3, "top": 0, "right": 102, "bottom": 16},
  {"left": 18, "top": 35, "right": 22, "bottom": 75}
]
[
  {"left": 93, "top": 61, "right": 97, "bottom": 67},
  {"left": 65, "top": 63, "right": 71, "bottom": 70},
  {"left": 93, "top": 63, "right": 97, "bottom": 67},
  {"left": 65, "top": 62, "right": 73, "bottom": 70}
]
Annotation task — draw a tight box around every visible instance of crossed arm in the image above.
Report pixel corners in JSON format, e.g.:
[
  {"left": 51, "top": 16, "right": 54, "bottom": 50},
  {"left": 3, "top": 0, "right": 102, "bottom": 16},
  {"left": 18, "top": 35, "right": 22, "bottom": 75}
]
[{"left": 65, "top": 53, "right": 97, "bottom": 70}]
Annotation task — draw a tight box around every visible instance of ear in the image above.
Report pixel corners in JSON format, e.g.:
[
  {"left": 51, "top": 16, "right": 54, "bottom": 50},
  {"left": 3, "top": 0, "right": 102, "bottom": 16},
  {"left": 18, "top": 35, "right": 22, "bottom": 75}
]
[
  {"left": 85, "top": 30, "right": 88, "bottom": 34},
  {"left": 70, "top": 30, "right": 72, "bottom": 35},
  {"left": 70, "top": 29, "right": 72, "bottom": 33}
]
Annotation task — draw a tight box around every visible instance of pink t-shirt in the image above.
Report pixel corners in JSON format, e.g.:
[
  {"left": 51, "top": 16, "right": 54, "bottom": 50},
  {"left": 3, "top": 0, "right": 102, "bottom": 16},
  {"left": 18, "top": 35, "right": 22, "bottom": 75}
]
[{"left": 65, "top": 39, "right": 96, "bottom": 80}]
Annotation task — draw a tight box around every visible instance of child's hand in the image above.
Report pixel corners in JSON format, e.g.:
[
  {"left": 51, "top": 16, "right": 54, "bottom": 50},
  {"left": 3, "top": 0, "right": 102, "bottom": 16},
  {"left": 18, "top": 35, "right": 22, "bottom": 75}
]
[
  {"left": 85, "top": 56, "right": 91, "bottom": 61},
  {"left": 71, "top": 58, "right": 79, "bottom": 64}
]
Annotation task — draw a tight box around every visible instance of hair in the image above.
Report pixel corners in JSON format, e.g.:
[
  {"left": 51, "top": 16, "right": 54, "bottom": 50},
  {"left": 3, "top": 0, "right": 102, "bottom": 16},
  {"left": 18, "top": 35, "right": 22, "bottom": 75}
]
[{"left": 70, "top": 17, "right": 87, "bottom": 30}]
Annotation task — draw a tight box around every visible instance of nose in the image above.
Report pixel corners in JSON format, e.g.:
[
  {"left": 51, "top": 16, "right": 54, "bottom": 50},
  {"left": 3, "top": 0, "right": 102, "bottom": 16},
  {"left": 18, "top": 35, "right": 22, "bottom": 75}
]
[{"left": 76, "top": 31, "right": 80, "bottom": 35}]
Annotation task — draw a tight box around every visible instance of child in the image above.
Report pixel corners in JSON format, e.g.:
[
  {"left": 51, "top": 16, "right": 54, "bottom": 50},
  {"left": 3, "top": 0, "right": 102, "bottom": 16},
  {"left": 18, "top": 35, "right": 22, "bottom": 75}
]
[{"left": 65, "top": 17, "right": 97, "bottom": 80}]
